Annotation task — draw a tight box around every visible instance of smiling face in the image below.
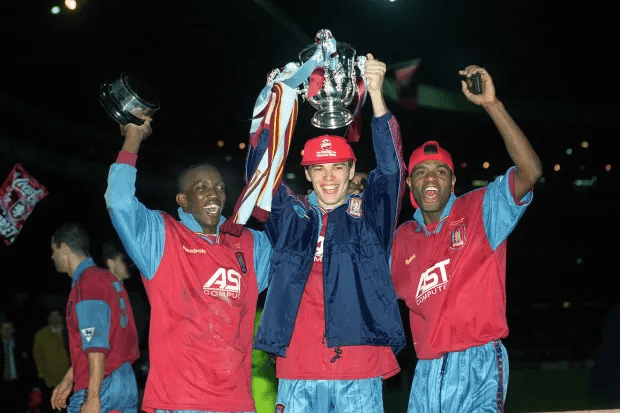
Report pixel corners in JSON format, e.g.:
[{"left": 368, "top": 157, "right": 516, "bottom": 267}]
[
  {"left": 176, "top": 166, "right": 226, "bottom": 234},
  {"left": 305, "top": 161, "right": 355, "bottom": 210},
  {"left": 407, "top": 159, "right": 456, "bottom": 223}
]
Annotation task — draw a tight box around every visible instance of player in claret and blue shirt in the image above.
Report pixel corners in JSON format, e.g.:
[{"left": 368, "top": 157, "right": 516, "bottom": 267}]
[
  {"left": 390, "top": 65, "right": 543, "bottom": 413},
  {"left": 50, "top": 222, "right": 140, "bottom": 413},
  {"left": 104, "top": 118, "right": 272, "bottom": 413}
]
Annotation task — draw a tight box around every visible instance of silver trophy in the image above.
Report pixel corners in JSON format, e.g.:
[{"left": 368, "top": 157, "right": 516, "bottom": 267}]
[
  {"left": 298, "top": 29, "right": 366, "bottom": 129},
  {"left": 99, "top": 73, "right": 159, "bottom": 126}
]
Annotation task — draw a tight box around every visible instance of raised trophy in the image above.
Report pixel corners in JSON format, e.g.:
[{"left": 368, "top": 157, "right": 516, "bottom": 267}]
[
  {"left": 99, "top": 73, "right": 159, "bottom": 126},
  {"left": 298, "top": 29, "right": 366, "bottom": 129}
]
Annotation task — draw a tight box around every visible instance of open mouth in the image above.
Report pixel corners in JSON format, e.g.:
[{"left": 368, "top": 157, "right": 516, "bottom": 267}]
[
  {"left": 423, "top": 186, "right": 439, "bottom": 203},
  {"left": 204, "top": 204, "right": 221, "bottom": 215},
  {"left": 321, "top": 184, "right": 338, "bottom": 194}
]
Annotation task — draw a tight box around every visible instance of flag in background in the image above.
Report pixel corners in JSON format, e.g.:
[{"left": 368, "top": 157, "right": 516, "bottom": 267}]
[
  {"left": 0, "top": 163, "right": 49, "bottom": 245},
  {"left": 383, "top": 58, "right": 421, "bottom": 110}
]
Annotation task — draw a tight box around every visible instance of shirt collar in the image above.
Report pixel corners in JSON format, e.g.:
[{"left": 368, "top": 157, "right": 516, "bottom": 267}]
[
  {"left": 72, "top": 257, "right": 96, "bottom": 286},
  {"left": 413, "top": 193, "right": 457, "bottom": 233},
  {"left": 177, "top": 207, "right": 226, "bottom": 235}
]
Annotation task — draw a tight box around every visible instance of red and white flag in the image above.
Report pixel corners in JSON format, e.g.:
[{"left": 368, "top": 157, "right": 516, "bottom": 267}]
[{"left": 0, "top": 164, "right": 49, "bottom": 245}]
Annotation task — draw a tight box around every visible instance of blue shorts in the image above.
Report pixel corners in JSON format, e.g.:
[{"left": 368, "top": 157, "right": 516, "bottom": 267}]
[
  {"left": 276, "top": 378, "right": 383, "bottom": 413},
  {"left": 155, "top": 411, "right": 254, "bottom": 413},
  {"left": 68, "top": 362, "right": 138, "bottom": 413},
  {"left": 407, "top": 340, "right": 509, "bottom": 413}
]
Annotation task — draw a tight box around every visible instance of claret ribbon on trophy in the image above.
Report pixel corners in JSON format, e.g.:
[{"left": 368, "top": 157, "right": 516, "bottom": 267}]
[{"left": 221, "top": 30, "right": 365, "bottom": 236}]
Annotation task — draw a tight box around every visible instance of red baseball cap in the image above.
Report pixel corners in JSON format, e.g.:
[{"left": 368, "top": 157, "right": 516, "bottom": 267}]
[
  {"left": 301, "top": 135, "right": 356, "bottom": 166},
  {"left": 407, "top": 141, "right": 454, "bottom": 209}
]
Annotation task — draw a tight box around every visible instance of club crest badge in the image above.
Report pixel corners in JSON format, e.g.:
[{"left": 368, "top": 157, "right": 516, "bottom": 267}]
[
  {"left": 346, "top": 196, "right": 363, "bottom": 218},
  {"left": 449, "top": 224, "right": 467, "bottom": 249},
  {"left": 235, "top": 251, "right": 247, "bottom": 274}
]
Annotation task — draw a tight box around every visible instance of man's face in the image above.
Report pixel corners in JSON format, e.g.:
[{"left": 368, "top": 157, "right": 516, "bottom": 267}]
[
  {"left": 50, "top": 242, "right": 69, "bottom": 275},
  {"left": 407, "top": 160, "right": 455, "bottom": 220},
  {"left": 305, "top": 162, "right": 355, "bottom": 209},
  {"left": 48, "top": 311, "right": 63, "bottom": 329},
  {"left": 176, "top": 166, "right": 226, "bottom": 234},
  {"left": 0, "top": 322, "right": 14, "bottom": 341},
  {"left": 106, "top": 256, "right": 130, "bottom": 281}
]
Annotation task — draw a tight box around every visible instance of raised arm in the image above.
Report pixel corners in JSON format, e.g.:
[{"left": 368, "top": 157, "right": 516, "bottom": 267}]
[
  {"left": 365, "top": 53, "right": 388, "bottom": 118},
  {"left": 460, "top": 66, "right": 543, "bottom": 199},
  {"left": 104, "top": 118, "right": 165, "bottom": 279},
  {"left": 364, "top": 54, "right": 406, "bottom": 249}
]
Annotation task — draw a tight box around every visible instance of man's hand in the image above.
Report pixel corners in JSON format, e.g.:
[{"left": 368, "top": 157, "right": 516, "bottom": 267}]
[
  {"left": 120, "top": 117, "right": 153, "bottom": 141},
  {"left": 459, "top": 65, "right": 497, "bottom": 107},
  {"left": 51, "top": 374, "right": 72, "bottom": 410},
  {"left": 79, "top": 396, "right": 101, "bottom": 413},
  {"left": 365, "top": 54, "right": 388, "bottom": 117},
  {"left": 348, "top": 172, "right": 369, "bottom": 195},
  {"left": 365, "top": 54, "right": 386, "bottom": 96},
  {"left": 120, "top": 114, "right": 153, "bottom": 154}
]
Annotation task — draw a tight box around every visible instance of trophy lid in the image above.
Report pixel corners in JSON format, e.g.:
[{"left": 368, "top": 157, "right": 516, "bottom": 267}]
[
  {"left": 99, "top": 72, "right": 159, "bottom": 126},
  {"left": 121, "top": 73, "right": 160, "bottom": 110}
]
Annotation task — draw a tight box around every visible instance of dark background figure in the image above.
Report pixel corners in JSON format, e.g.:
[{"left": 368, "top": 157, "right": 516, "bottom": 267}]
[
  {"left": 101, "top": 236, "right": 150, "bottom": 396},
  {"left": 33, "top": 308, "right": 71, "bottom": 413},
  {"left": 1, "top": 316, "right": 37, "bottom": 412},
  {"left": 101, "top": 237, "right": 150, "bottom": 351},
  {"left": 589, "top": 295, "right": 620, "bottom": 407}
]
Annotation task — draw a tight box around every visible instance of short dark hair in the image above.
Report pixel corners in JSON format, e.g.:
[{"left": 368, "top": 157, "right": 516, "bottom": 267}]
[
  {"left": 177, "top": 163, "right": 220, "bottom": 192},
  {"left": 51, "top": 222, "right": 90, "bottom": 256},
  {"left": 101, "top": 238, "right": 124, "bottom": 262}
]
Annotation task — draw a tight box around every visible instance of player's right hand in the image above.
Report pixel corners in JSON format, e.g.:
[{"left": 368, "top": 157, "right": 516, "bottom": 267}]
[{"left": 120, "top": 112, "right": 153, "bottom": 142}]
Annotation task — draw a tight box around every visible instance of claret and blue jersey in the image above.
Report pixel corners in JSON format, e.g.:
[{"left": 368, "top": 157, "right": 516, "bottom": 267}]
[
  {"left": 105, "top": 153, "right": 272, "bottom": 413},
  {"left": 391, "top": 166, "right": 533, "bottom": 360}
]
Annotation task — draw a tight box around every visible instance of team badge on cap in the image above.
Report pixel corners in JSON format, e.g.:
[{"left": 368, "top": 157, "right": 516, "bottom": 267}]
[{"left": 301, "top": 135, "right": 356, "bottom": 166}]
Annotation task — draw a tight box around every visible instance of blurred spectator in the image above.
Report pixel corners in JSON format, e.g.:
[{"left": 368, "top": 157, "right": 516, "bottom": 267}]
[
  {"left": 1, "top": 316, "right": 36, "bottom": 411},
  {"left": 102, "top": 237, "right": 149, "bottom": 349},
  {"left": 33, "top": 309, "right": 70, "bottom": 413},
  {"left": 589, "top": 300, "right": 620, "bottom": 407}
]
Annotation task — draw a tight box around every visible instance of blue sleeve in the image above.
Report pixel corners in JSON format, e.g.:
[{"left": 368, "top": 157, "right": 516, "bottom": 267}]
[
  {"left": 104, "top": 162, "right": 165, "bottom": 279},
  {"left": 249, "top": 229, "right": 272, "bottom": 293},
  {"left": 364, "top": 112, "right": 407, "bottom": 251},
  {"left": 75, "top": 300, "right": 111, "bottom": 351},
  {"left": 483, "top": 167, "right": 533, "bottom": 250}
]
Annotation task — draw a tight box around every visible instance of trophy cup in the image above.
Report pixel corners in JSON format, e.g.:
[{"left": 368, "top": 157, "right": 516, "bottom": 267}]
[
  {"left": 99, "top": 73, "right": 159, "bottom": 126},
  {"left": 298, "top": 29, "right": 366, "bottom": 129}
]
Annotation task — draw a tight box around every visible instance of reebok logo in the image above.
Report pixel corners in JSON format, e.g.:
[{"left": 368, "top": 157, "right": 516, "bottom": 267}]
[
  {"left": 183, "top": 245, "right": 206, "bottom": 254},
  {"left": 406, "top": 254, "right": 416, "bottom": 265}
]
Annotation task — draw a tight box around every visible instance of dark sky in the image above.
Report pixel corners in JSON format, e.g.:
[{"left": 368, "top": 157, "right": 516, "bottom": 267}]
[{"left": 1, "top": 0, "right": 618, "bottom": 318}]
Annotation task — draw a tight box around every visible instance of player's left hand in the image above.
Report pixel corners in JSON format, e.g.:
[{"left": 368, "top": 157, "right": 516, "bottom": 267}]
[
  {"left": 365, "top": 54, "right": 387, "bottom": 96},
  {"left": 459, "top": 65, "right": 497, "bottom": 106}
]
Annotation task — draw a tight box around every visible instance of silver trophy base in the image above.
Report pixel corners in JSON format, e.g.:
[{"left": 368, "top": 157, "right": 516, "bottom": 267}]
[{"left": 311, "top": 109, "right": 354, "bottom": 129}]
